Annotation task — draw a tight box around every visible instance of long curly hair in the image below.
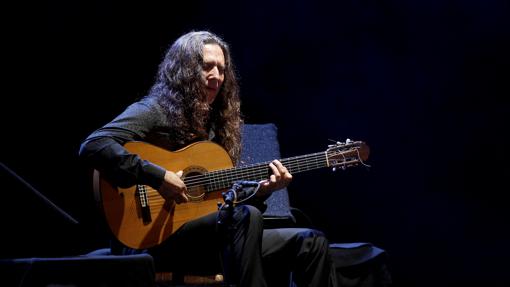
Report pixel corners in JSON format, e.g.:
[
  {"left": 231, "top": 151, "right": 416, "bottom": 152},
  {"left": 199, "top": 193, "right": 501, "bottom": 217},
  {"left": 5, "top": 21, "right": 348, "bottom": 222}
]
[{"left": 148, "top": 31, "right": 243, "bottom": 164}]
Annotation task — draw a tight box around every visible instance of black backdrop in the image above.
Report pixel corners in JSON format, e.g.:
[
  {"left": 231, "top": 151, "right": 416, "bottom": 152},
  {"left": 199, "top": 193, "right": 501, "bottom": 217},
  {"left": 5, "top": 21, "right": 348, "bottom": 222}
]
[{"left": 3, "top": 1, "right": 509, "bottom": 286}]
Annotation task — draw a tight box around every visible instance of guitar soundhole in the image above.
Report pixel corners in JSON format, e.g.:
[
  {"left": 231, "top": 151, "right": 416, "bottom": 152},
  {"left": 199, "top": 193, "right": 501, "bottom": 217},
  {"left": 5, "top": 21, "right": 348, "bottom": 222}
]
[{"left": 183, "top": 166, "right": 207, "bottom": 202}]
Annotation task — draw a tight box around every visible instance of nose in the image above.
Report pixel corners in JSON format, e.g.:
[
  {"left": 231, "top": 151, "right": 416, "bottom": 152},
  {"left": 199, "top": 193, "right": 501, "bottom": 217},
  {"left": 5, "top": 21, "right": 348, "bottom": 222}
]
[{"left": 209, "top": 66, "right": 220, "bottom": 79}]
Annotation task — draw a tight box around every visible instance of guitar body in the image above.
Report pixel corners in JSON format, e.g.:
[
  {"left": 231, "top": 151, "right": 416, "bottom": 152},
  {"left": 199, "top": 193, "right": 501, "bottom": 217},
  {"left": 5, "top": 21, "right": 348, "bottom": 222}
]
[{"left": 94, "top": 141, "right": 233, "bottom": 249}]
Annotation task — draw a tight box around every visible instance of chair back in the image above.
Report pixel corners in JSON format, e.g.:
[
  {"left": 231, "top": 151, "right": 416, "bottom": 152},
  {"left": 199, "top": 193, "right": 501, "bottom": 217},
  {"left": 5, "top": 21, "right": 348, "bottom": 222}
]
[{"left": 239, "top": 123, "right": 294, "bottom": 221}]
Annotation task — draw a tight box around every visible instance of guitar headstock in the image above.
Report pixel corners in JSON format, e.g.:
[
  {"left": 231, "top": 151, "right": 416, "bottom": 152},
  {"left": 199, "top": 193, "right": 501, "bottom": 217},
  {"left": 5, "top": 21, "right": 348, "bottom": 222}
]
[{"left": 326, "top": 139, "right": 370, "bottom": 170}]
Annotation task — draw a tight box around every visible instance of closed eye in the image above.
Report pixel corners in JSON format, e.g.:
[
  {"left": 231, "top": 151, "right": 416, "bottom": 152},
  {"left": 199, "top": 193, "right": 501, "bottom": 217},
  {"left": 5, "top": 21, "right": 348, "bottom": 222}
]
[{"left": 203, "top": 62, "right": 214, "bottom": 71}]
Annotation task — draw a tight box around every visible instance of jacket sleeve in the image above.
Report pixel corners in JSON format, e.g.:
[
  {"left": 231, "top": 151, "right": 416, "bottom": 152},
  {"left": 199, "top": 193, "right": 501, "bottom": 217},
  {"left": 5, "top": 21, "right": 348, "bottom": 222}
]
[{"left": 78, "top": 100, "right": 166, "bottom": 189}]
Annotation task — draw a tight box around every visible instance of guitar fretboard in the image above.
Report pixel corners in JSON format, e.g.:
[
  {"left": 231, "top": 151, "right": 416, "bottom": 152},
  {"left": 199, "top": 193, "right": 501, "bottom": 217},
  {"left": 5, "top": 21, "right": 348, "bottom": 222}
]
[{"left": 184, "top": 152, "right": 328, "bottom": 192}]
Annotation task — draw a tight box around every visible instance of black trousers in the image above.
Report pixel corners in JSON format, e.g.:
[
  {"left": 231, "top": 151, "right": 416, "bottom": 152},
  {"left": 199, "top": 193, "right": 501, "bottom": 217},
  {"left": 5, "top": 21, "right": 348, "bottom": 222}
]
[{"left": 147, "top": 205, "right": 337, "bottom": 287}]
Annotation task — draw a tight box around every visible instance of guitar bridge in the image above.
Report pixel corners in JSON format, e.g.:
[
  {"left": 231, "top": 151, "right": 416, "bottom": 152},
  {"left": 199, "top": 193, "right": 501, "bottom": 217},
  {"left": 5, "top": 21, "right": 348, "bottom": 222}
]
[{"left": 136, "top": 185, "right": 152, "bottom": 224}]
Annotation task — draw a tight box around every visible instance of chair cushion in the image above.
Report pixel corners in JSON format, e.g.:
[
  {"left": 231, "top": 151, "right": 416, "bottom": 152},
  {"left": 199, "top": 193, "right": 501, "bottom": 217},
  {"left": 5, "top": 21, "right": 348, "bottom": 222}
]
[{"left": 240, "top": 123, "right": 293, "bottom": 219}]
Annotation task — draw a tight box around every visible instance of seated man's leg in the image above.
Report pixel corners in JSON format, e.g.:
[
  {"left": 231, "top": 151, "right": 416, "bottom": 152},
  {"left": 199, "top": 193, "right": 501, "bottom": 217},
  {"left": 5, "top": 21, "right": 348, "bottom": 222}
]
[
  {"left": 147, "top": 212, "right": 222, "bottom": 274},
  {"left": 220, "top": 204, "right": 267, "bottom": 287},
  {"left": 262, "top": 228, "right": 337, "bottom": 287},
  {"left": 148, "top": 205, "right": 268, "bottom": 287}
]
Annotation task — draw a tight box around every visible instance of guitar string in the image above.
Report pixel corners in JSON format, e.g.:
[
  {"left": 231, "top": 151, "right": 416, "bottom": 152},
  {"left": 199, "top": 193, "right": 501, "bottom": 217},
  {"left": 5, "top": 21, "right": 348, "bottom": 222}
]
[
  {"left": 143, "top": 158, "right": 362, "bottom": 207},
  {"left": 144, "top": 156, "right": 362, "bottom": 204},
  {"left": 182, "top": 151, "right": 327, "bottom": 185},
  {"left": 143, "top": 149, "right": 358, "bottom": 199},
  {"left": 143, "top": 151, "right": 362, "bottom": 207},
  {"left": 142, "top": 162, "right": 330, "bottom": 209},
  {"left": 181, "top": 149, "right": 357, "bottom": 187},
  {"left": 152, "top": 153, "right": 329, "bottom": 191},
  {"left": 185, "top": 156, "right": 328, "bottom": 187},
  {"left": 183, "top": 150, "right": 334, "bottom": 185},
  {"left": 143, "top": 158, "right": 329, "bottom": 202}
]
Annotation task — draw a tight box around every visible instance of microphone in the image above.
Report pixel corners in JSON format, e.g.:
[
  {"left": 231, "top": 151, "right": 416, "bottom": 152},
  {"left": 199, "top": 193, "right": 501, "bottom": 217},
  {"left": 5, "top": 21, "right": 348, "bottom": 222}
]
[
  {"left": 222, "top": 180, "right": 260, "bottom": 206},
  {"left": 217, "top": 180, "right": 260, "bottom": 225}
]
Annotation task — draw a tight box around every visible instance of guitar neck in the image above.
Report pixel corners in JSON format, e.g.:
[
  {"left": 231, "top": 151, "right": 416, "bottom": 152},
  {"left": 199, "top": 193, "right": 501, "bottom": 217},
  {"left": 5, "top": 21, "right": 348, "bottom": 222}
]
[{"left": 185, "top": 152, "right": 328, "bottom": 192}]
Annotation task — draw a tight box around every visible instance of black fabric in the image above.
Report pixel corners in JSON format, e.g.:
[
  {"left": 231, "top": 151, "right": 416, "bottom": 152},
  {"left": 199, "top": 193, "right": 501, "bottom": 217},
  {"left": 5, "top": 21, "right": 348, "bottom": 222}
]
[
  {"left": 262, "top": 228, "right": 337, "bottom": 287},
  {"left": 141, "top": 204, "right": 336, "bottom": 287},
  {"left": 330, "top": 243, "right": 392, "bottom": 287},
  {"left": 329, "top": 243, "right": 386, "bottom": 268},
  {"left": 0, "top": 254, "right": 155, "bottom": 287}
]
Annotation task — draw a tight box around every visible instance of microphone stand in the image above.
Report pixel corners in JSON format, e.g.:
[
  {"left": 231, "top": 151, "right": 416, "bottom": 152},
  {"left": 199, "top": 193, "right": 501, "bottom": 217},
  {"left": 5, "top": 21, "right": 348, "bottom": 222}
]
[{"left": 216, "top": 180, "right": 260, "bottom": 285}]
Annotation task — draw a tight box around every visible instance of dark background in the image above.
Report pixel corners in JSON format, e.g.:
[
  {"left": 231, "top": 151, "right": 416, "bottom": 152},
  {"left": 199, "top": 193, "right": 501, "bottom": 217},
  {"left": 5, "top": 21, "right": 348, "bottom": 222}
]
[{"left": 2, "top": 0, "right": 509, "bottom": 286}]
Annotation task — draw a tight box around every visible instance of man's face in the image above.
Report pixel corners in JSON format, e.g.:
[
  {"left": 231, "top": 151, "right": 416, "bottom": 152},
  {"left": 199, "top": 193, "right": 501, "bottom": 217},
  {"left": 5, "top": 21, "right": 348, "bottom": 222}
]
[{"left": 201, "top": 43, "right": 225, "bottom": 105}]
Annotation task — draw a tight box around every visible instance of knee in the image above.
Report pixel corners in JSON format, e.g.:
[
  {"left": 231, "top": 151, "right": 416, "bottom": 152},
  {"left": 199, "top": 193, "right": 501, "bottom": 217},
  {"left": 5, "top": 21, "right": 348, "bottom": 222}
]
[
  {"left": 233, "top": 204, "right": 264, "bottom": 229},
  {"left": 297, "top": 229, "right": 325, "bottom": 240},
  {"left": 296, "top": 229, "right": 329, "bottom": 253},
  {"left": 241, "top": 204, "right": 263, "bottom": 223}
]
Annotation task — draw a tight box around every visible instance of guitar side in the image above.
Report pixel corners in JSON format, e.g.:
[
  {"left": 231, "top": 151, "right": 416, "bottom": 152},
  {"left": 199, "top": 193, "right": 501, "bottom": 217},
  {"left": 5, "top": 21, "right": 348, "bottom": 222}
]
[{"left": 93, "top": 141, "right": 233, "bottom": 249}]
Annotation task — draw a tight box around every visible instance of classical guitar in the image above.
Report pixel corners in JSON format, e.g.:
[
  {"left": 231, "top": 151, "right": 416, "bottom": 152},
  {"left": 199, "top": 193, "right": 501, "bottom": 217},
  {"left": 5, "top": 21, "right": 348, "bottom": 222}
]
[{"left": 94, "top": 140, "right": 369, "bottom": 249}]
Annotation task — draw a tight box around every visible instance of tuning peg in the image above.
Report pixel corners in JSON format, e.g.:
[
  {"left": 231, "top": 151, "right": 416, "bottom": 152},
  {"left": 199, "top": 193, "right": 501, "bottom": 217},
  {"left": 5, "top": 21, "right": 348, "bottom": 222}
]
[{"left": 328, "top": 139, "right": 344, "bottom": 146}]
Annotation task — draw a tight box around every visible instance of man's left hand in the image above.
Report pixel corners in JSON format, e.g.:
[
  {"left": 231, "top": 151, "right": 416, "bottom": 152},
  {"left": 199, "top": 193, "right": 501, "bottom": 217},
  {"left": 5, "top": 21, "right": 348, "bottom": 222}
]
[{"left": 258, "top": 160, "right": 293, "bottom": 196}]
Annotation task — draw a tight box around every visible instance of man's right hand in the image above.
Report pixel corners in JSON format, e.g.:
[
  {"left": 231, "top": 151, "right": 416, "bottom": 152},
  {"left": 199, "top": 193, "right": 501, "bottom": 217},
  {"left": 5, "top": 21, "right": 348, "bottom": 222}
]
[{"left": 158, "top": 170, "right": 189, "bottom": 204}]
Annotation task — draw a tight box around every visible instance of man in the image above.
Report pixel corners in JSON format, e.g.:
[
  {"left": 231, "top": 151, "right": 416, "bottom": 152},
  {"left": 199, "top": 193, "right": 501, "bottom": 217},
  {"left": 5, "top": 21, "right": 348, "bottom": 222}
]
[{"left": 79, "top": 31, "right": 336, "bottom": 286}]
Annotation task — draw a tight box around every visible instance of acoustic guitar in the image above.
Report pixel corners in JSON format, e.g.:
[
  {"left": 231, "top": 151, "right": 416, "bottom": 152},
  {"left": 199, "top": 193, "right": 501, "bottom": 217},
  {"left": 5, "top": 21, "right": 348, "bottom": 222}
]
[{"left": 93, "top": 140, "right": 369, "bottom": 249}]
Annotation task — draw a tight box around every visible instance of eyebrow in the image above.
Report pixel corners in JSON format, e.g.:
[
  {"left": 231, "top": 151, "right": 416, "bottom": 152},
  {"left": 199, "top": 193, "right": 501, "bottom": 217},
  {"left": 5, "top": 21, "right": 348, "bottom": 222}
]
[{"left": 203, "top": 61, "right": 225, "bottom": 69}]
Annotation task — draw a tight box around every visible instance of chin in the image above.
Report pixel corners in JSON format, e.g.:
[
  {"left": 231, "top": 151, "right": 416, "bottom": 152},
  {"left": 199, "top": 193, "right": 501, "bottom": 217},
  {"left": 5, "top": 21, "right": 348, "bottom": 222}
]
[{"left": 207, "top": 94, "right": 218, "bottom": 105}]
